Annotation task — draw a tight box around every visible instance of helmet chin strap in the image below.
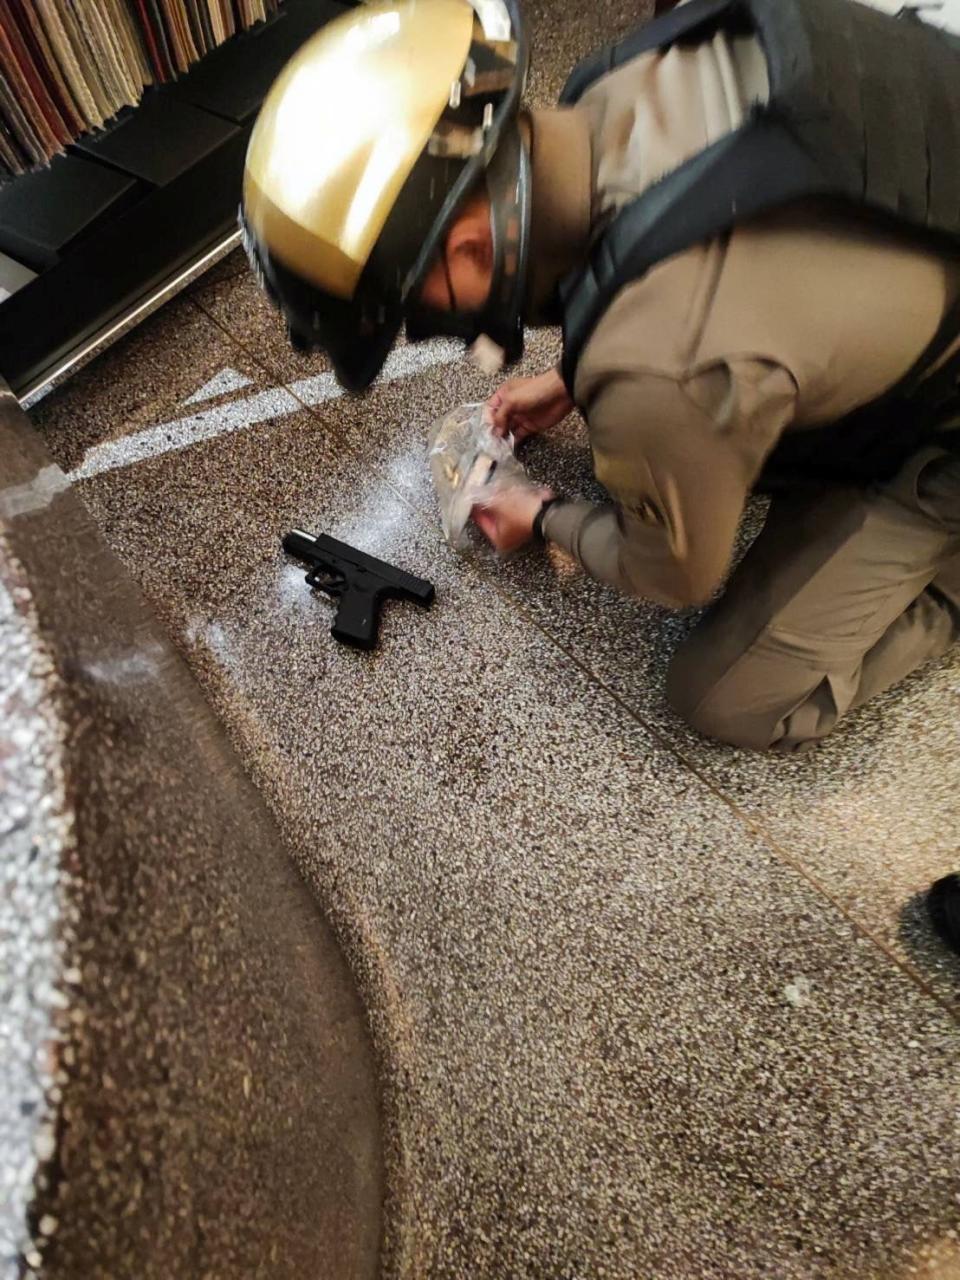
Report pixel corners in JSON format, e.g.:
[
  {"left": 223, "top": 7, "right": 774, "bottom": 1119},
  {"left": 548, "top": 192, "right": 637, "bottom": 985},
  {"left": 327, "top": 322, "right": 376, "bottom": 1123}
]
[
  {"left": 405, "top": 119, "right": 531, "bottom": 365},
  {"left": 441, "top": 247, "right": 460, "bottom": 314},
  {"left": 480, "top": 120, "right": 531, "bottom": 361}
]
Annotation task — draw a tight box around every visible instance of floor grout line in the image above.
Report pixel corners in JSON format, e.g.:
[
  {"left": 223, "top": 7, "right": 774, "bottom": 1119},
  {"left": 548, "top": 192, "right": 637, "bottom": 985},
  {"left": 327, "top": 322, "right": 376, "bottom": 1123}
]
[
  {"left": 191, "top": 293, "right": 960, "bottom": 1020},
  {"left": 477, "top": 580, "right": 960, "bottom": 1021}
]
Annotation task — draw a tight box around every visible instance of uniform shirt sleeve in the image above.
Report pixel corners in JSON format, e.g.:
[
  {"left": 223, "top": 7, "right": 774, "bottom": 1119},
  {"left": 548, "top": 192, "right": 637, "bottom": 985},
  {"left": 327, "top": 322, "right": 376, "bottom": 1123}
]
[{"left": 540, "top": 362, "right": 797, "bottom": 608}]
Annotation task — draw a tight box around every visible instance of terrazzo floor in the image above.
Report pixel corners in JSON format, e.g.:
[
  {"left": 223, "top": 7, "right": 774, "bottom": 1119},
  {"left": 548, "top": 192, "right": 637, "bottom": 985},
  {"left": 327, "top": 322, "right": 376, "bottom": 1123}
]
[{"left": 28, "top": 0, "right": 960, "bottom": 1275}]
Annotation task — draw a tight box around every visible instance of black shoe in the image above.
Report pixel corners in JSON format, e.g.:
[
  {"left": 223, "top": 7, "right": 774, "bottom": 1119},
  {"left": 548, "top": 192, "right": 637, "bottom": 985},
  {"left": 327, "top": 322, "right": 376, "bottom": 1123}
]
[{"left": 927, "top": 874, "right": 960, "bottom": 957}]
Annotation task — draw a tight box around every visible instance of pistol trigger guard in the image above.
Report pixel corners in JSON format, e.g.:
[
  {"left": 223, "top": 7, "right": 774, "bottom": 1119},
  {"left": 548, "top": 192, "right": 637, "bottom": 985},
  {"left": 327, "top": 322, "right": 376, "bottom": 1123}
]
[{"left": 305, "top": 568, "right": 345, "bottom": 595}]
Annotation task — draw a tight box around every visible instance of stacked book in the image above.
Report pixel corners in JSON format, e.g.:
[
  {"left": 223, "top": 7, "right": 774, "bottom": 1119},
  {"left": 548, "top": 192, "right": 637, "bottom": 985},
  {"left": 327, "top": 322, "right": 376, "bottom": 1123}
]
[{"left": 0, "top": 0, "right": 283, "bottom": 180}]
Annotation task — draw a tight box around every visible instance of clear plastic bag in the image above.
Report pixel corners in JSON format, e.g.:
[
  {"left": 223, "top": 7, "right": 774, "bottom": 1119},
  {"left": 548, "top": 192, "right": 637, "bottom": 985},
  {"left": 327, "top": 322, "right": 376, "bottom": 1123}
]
[{"left": 428, "top": 402, "right": 531, "bottom": 548}]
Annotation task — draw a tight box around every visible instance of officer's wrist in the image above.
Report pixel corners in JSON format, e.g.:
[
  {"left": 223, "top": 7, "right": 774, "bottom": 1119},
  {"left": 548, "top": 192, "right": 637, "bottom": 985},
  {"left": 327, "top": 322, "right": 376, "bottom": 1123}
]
[{"left": 533, "top": 495, "right": 564, "bottom": 543}]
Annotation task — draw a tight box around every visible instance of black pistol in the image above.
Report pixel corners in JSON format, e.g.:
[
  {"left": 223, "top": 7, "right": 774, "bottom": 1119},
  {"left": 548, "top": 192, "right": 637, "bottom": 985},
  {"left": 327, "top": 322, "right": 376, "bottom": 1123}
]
[{"left": 282, "top": 528, "right": 435, "bottom": 651}]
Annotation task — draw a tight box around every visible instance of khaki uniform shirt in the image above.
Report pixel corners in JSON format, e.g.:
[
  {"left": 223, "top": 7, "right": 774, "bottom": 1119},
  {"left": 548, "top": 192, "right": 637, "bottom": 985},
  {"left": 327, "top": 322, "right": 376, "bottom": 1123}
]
[{"left": 529, "top": 33, "right": 960, "bottom": 607}]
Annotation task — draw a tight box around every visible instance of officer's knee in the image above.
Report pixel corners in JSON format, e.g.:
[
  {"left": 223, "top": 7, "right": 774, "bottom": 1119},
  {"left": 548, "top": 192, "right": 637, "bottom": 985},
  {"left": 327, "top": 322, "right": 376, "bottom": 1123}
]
[
  {"left": 665, "top": 668, "right": 750, "bottom": 749},
  {"left": 665, "top": 640, "right": 783, "bottom": 752}
]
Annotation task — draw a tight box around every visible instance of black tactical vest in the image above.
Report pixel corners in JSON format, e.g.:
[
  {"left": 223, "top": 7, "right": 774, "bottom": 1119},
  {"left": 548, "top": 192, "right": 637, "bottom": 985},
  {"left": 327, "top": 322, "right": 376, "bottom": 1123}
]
[{"left": 558, "top": 0, "right": 960, "bottom": 489}]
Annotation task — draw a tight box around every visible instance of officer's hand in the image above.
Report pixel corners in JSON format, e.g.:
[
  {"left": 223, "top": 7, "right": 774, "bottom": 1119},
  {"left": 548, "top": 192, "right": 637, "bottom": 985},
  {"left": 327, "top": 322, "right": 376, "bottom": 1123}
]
[
  {"left": 487, "top": 368, "right": 574, "bottom": 443},
  {"left": 471, "top": 486, "right": 554, "bottom": 553}
]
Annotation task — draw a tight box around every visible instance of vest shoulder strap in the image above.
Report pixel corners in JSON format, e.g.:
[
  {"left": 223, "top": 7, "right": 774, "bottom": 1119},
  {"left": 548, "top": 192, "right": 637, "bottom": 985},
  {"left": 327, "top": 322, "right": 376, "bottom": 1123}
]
[{"left": 560, "top": 117, "right": 832, "bottom": 387}]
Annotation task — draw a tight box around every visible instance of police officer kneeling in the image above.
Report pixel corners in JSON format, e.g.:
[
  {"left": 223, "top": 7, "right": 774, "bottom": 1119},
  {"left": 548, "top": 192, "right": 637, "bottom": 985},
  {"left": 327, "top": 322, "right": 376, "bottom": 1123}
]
[{"left": 242, "top": 0, "right": 960, "bottom": 753}]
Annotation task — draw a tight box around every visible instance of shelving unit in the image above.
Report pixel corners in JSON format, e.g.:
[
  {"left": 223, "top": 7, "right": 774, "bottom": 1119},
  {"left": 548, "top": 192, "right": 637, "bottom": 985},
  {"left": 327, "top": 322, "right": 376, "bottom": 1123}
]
[{"left": 0, "top": 0, "right": 349, "bottom": 402}]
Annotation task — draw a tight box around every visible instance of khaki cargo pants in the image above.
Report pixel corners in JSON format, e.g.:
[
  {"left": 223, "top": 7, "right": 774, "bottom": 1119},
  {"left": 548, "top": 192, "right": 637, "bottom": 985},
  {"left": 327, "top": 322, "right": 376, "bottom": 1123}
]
[{"left": 666, "top": 446, "right": 960, "bottom": 752}]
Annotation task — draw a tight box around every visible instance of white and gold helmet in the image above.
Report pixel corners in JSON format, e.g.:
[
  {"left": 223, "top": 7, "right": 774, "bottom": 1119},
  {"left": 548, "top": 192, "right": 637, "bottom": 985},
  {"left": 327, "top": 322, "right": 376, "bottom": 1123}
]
[{"left": 241, "top": 0, "right": 529, "bottom": 391}]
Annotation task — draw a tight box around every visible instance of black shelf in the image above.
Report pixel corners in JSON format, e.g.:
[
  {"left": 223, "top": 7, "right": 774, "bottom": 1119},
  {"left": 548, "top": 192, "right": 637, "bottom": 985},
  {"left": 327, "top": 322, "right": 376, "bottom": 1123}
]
[
  {"left": 74, "top": 97, "right": 239, "bottom": 188},
  {"left": 0, "top": 0, "right": 349, "bottom": 401}
]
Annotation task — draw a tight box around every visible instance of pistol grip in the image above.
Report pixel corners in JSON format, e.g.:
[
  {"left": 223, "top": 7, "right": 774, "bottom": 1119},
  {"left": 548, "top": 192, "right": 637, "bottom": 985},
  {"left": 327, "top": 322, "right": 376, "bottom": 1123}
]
[{"left": 331, "top": 589, "right": 379, "bottom": 650}]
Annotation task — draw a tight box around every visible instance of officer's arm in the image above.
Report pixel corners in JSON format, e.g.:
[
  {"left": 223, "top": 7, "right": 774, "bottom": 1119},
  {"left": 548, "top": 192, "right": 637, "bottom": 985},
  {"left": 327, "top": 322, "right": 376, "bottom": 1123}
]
[{"left": 540, "top": 369, "right": 792, "bottom": 608}]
